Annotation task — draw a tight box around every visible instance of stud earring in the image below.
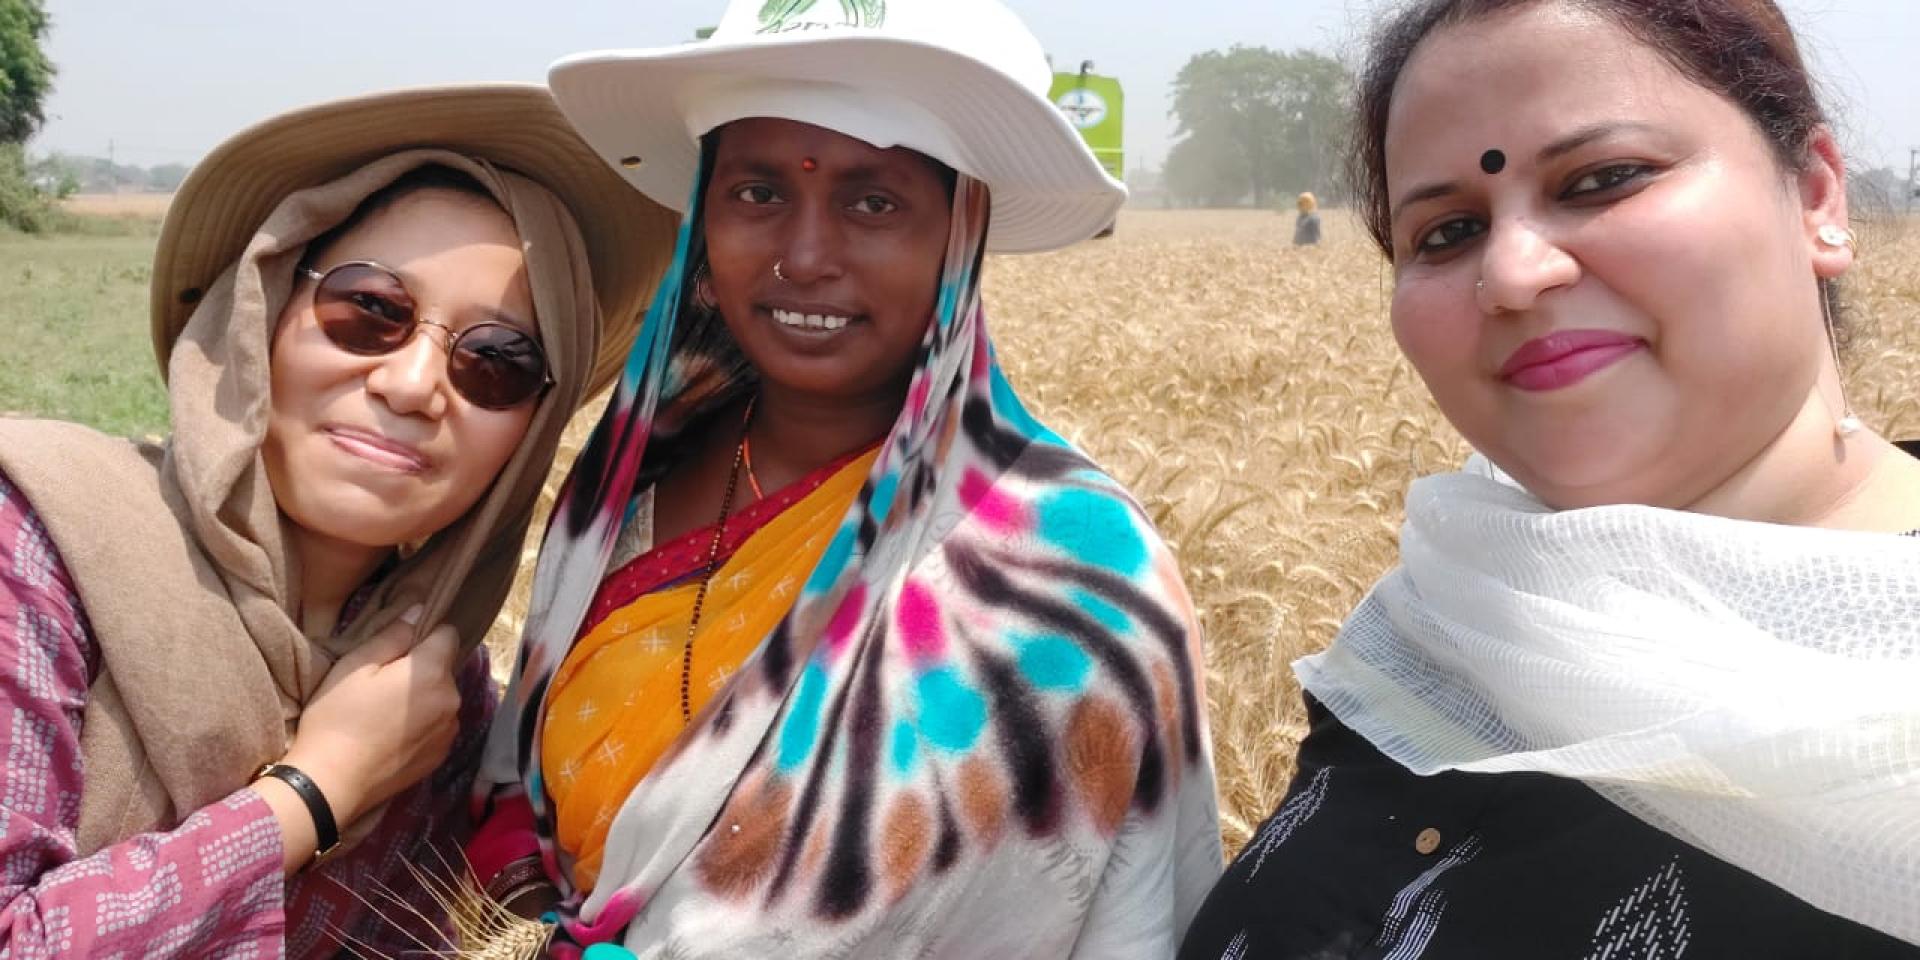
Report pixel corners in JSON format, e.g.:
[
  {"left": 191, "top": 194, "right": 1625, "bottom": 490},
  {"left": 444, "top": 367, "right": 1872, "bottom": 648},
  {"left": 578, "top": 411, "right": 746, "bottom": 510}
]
[{"left": 1817, "top": 224, "right": 1854, "bottom": 249}]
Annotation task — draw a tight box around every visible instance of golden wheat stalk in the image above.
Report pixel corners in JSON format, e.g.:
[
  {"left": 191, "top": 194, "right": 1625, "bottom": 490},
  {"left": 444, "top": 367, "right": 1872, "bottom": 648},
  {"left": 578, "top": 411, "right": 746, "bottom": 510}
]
[{"left": 322, "top": 848, "right": 553, "bottom": 960}]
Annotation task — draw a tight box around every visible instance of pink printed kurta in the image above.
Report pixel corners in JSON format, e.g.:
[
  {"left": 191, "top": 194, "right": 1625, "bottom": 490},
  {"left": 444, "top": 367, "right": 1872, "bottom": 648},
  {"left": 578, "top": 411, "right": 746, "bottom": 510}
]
[{"left": 0, "top": 470, "right": 492, "bottom": 958}]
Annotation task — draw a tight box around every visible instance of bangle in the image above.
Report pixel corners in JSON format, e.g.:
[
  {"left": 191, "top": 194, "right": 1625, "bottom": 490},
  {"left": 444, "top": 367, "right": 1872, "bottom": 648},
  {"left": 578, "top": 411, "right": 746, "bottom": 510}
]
[
  {"left": 255, "top": 763, "right": 341, "bottom": 859},
  {"left": 496, "top": 880, "right": 559, "bottom": 913},
  {"left": 484, "top": 856, "right": 551, "bottom": 903}
]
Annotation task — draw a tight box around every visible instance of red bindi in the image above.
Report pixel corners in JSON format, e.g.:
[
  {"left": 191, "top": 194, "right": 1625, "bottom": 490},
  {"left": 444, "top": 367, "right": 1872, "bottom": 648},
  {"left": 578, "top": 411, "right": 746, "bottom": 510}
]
[{"left": 800, "top": 157, "right": 819, "bottom": 172}]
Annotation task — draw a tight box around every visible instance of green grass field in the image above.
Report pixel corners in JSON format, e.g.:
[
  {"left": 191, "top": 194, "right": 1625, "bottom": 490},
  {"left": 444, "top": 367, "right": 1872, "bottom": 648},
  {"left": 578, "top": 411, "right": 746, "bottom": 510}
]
[{"left": 1, "top": 230, "right": 168, "bottom": 437}]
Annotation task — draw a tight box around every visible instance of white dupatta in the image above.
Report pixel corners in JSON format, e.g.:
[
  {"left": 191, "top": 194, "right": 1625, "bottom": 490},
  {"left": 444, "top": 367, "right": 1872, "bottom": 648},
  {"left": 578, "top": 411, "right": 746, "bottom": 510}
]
[{"left": 1296, "top": 457, "right": 1920, "bottom": 945}]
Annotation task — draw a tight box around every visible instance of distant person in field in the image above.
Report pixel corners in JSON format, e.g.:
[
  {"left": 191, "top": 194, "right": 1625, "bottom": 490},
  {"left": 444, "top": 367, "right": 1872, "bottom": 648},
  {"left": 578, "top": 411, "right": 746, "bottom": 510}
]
[
  {"left": 1180, "top": 0, "right": 1920, "bottom": 957},
  {"left": 0, "top": 85, "right": 675, "bottom": 957},
  {"left": 1292, "top": 191, "right": 1321, "bottom": 246},
  {"left": 461, "top": 0, "right": 1221, "bottom": 955}
]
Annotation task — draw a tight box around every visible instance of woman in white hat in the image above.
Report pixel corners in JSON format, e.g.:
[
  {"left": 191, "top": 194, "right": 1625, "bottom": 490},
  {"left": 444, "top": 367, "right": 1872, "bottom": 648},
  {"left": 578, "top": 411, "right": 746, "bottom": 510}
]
[
  {"left": 467, "top": 1, "right": 1222, "bottom": 956},
  {"left": 0, "top": 85, "right": 674, "bottom": 957}
]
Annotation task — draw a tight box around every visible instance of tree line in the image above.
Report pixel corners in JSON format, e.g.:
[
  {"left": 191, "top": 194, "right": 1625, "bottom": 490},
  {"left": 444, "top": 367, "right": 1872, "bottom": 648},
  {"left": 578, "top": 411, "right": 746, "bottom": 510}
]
[
  {"left": 29, "top": 154, "right": 193, "bottom": 196},
  {"left": 1162, "top": 45, "right": 1352, "bottom": 209}
]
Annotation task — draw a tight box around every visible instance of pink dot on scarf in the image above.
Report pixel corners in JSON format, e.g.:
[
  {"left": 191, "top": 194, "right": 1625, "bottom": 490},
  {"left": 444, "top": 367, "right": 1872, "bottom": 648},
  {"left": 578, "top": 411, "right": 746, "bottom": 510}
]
[
  {"left": 896, "top": 580, "right": 946, "bottom": 664},
  {"left": 960, "top": 469, "right": 1029, "bottom": 534},
  {"left": 826, "top": 584, "right": 869, "bottom": 654}
]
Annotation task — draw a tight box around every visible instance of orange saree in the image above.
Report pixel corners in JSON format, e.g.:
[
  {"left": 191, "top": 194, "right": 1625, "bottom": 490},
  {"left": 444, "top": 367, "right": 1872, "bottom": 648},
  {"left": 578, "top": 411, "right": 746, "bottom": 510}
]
[{"left": 540, "top": 448, "right": 878, "bottom": 890}]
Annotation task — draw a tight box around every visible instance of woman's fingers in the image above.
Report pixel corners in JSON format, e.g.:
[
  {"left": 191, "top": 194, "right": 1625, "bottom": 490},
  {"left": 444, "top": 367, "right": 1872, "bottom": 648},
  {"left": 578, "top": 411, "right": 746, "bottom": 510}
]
[
  {"left": 410, "top": 623, "right": 461, "bottom": 672},
  {"left": 338, "top": 604, "right": 426, "bottom": 671}
]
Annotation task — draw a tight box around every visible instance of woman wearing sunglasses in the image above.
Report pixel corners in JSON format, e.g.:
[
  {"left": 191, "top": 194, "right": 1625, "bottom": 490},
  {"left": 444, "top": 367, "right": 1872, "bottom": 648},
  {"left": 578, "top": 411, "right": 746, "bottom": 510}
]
[
  {"left": 0, "top": 84, "right": 674, "bottom": 957},
  {"left": 462, "top": 1, "right": 1221, "bottom": 957}
]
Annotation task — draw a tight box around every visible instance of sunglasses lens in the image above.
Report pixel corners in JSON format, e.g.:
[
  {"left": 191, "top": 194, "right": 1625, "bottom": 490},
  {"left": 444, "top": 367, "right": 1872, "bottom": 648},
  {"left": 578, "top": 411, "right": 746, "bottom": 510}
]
[
  {"left": 449, "top": 324, "right": 550, "bottom": 410},
  {"left": 313, "top": 263, "right": 415, "bottom": 354}
]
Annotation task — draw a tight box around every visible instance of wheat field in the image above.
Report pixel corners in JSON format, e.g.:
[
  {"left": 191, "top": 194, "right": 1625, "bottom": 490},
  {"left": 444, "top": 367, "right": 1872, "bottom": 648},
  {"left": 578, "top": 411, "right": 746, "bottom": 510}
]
[
  {"left": 484, "top": 208, "right": 1920, "bottom": 856},
  {"left": 59, "top": 193, "right": 175, "bottom": 218}
]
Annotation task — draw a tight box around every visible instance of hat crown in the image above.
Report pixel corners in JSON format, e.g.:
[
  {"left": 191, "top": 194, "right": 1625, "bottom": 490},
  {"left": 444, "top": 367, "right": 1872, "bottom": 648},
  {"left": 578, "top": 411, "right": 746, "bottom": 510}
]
[{"left": 707, "top": 0, "right": 1052, "bottom": 98}]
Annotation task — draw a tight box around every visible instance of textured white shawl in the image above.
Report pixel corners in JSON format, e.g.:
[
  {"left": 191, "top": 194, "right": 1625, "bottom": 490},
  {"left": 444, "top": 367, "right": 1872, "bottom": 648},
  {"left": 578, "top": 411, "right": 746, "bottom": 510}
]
[{"left": 1297, "top": 459, "right": 1920, "bottom": 944}]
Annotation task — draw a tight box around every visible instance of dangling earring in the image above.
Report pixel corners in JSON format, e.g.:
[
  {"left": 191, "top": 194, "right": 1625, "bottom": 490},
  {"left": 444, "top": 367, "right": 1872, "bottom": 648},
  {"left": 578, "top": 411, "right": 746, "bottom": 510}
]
[
  {"left": 1815, "top": 225, "right": 1862, "bottom": 438},
  {"left": 1821, "top": 288, "right": 1863, "bottom": 438}
]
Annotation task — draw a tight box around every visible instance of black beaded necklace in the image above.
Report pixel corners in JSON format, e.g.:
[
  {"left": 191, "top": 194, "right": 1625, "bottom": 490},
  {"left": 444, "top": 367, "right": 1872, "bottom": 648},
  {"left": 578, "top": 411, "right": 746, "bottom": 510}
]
[{"left": 678, "top": 398, "right": 754, "bottom": 724}]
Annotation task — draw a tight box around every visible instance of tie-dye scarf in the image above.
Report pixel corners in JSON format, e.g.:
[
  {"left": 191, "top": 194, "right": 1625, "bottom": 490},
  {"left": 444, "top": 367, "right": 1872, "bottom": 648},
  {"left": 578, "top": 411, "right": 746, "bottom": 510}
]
[{"left": 479, "top": 169, "right": 1221, "bottom": 958}]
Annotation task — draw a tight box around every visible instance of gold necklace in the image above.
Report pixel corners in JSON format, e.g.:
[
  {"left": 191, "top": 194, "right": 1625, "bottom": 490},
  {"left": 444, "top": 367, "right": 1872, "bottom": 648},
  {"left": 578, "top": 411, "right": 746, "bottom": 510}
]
[{"left": 679, "top": 398, "right": 754, "bottom": 724}]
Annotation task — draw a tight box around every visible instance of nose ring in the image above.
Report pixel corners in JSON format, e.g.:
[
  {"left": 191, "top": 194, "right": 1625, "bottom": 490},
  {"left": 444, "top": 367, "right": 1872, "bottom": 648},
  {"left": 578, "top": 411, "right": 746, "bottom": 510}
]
[
  {"left": 1475, "top": 280, "right": 1486, "bottom": 293},
  {"left": 773, "top": 259, "right": 788, "bottom": 283}
]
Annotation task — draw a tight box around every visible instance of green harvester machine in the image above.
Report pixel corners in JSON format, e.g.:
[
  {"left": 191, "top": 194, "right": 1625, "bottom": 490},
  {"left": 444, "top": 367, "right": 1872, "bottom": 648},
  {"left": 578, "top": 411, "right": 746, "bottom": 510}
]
[{"left": 1049, "top": 61, "right": 1124, "bottom": 237}]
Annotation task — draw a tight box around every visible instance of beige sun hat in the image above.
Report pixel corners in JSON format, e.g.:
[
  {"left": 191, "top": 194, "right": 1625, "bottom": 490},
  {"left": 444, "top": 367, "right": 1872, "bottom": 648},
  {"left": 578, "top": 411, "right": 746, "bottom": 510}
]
[
  {"left": 151, "top": 82, "right": 680, "bottom": 396},
  {"left": 547, "top": 0, "right": 1125, "bottom": 254}
]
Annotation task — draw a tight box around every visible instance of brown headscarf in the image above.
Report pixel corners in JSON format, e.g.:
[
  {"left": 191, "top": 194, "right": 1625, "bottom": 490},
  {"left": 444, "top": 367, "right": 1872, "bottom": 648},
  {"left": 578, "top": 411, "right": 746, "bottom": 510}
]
[{"left": 0, "top": 149, "right": 598, "bottom": 853}]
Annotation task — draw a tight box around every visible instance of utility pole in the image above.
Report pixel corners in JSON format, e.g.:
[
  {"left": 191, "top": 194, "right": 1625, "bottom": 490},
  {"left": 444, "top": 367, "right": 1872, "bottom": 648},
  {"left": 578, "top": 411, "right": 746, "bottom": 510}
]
[
  {"left": 1908, "top": 148, "right": 1917, "bottom": 217},
  {"left": 107, "top": 139, "right": 116, "bottom": 193}
]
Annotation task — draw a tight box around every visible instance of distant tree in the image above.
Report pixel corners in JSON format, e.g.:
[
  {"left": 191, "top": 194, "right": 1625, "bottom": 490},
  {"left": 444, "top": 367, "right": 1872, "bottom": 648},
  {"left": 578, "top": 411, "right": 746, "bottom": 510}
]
[
  {"left": 0, "top": 0, "right": 54, "bottom": 144},
  {"left": 1166, "top": 46, "right": 1351, "bottom": 208},
  {"left": 26, "top": 149, "right": 76, "bottom": 196},
  {"left": 70, "top": 155, "right": 147, "bottom": 192},
  {"left": 0, "top": 0, "right": 53, "bottom": 230},
  {"left": 1164, "top": 126, "right": 1249, "bottom": 207},
  {"left": 0, "top": 144, "right": 50, "bottom": 229},
  {"left": 147, "top": 162, "right": 191, "bottom": 192},
  {"left": 1849, "top": 166, "right": 1905, "bottom": 217}
]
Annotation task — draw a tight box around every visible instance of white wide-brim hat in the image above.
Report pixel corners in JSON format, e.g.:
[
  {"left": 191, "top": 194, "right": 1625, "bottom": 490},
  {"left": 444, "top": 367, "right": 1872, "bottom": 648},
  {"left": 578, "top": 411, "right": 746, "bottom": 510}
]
[{"left": 547, "top": 0, "right": 1125, "bottom": 254}]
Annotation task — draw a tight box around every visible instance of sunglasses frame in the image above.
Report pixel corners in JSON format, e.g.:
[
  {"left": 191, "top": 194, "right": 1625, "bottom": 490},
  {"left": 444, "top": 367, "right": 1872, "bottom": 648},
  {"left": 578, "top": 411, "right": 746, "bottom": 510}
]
[{"left": 298, "top": 260, "right": 555, "bottom": 410}]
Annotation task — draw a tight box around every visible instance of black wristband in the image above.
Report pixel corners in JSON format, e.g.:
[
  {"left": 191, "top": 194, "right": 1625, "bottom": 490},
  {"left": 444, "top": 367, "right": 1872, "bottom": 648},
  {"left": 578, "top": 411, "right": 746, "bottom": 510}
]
[{"left": 256, "top": 763, "right": 341, "bottom": 857}]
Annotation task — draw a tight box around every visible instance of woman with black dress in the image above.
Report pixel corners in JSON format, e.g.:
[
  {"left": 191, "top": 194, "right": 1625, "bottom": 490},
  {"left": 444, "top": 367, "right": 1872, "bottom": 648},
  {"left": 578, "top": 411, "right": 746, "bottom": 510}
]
[{"left": 1180, "top": 0, "right": 1920, "bottom": 956}]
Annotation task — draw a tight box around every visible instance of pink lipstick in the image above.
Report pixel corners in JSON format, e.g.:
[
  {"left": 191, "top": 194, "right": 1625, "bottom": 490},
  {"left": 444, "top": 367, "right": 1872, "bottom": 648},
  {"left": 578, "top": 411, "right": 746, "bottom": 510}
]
[{"left": 1499, "top": 330, "right": 1645, "bottom": 392}]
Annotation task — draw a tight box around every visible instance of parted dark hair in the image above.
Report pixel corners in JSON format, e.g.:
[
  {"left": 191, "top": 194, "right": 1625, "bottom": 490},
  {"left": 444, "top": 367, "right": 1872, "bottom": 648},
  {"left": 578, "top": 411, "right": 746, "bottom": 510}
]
[{"left": 1349, "top": 0, "right": 1828, "bottom": 258}]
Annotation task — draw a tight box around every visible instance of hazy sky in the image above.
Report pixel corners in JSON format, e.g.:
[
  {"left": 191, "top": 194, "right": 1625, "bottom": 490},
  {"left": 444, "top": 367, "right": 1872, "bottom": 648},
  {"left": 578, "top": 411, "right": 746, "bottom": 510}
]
[{"left": 29, "top": 0, "right": 1920, "bottom": 176}]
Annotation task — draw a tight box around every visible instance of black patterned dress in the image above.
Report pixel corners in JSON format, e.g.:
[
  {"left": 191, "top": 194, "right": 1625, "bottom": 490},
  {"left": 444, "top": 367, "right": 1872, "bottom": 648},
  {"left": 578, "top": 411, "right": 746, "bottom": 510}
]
[
  {"left": 1175, "top": 698, "right": 1912, "bottom": 960},
  {"left": 1181, "top": 448, "right": 1920, "bottom": 960},
  {"left": 1178, "top": 698, "right": 1919, "bottom": 960}
]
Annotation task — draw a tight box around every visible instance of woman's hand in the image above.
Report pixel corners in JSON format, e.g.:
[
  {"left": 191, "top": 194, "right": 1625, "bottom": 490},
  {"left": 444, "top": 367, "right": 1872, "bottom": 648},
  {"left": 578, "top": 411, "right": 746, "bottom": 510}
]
[{"left": 262, "top": 607, "right": 462, "bottom": 870}]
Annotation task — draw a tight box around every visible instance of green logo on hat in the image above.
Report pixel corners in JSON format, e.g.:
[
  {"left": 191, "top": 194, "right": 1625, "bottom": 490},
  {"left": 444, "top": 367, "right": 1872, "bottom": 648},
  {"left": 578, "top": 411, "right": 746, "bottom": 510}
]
[{"left": 757, "top": 0, "right": 884, "bottom": 33}]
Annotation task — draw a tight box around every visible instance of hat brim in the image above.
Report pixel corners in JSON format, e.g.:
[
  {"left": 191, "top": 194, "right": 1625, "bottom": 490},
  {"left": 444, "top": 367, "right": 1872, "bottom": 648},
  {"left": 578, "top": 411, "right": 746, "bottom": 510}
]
[
  {"left": 152, "top": 83, "right": 680, "bottom": 397},
  {"left": 549, "top": 36, "right": 1125, "bottom": 254}
]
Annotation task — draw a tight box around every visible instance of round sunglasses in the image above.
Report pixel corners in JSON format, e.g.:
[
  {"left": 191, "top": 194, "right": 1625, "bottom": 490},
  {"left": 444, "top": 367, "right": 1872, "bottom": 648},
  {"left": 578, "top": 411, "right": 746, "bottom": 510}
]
[{"left": 299, "top": 260, "right": 553, "bottom": 410}]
